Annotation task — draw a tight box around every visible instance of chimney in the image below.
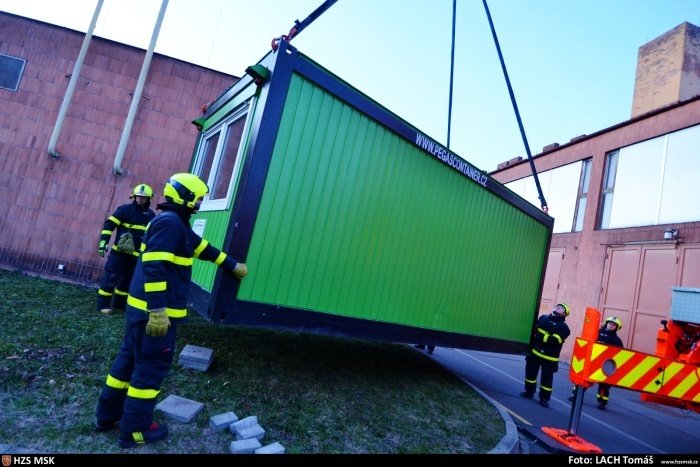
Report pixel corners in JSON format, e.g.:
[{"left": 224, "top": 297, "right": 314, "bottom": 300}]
[{"left": 631, "top": 22, "right": 700, "bottom": 118}]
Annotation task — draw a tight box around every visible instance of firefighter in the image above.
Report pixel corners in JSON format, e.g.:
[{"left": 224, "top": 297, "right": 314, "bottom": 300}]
[
  {"left": 94, "top": 173, "right": 248, "bottom": 448},
  {"left": 595, "top": 317, "right": 624, "bottom": 409},
  {"left": 569, "top": 316, "right": 624, "bottom": 410},
  {"left": 520, "top": 303, "right": 571, "bottom": 408},
  {"left": 96, "top": 184, "right": 156, "bottom": 315}
]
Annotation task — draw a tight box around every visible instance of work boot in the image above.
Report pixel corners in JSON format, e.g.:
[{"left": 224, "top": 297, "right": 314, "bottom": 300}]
[
  {"left": 539, "top": 398, "right": 549, "bottom": 408},
  {"left": 519, "top": 391, "right": 533, "bottom": 399},
  {"left": 118, "top": 422, "right": 168, "bottom": 448},
  {"left": 100, "top": 307, "right": 113, "bottom": 315},
  {"left": 597, "top": 401, "right": 606, "bottom": 410},
  {"left": 95, "top": 419, "right": 120, "bottom": 432},
  {"left": 568, "top": 395, "right": 575, "bottom": 402}
]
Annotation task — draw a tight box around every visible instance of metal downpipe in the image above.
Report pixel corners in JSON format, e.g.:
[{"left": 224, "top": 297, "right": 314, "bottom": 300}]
[
  {"left": 113, "top": 0, "right": 169, "bottom": 175},
  {"left": 47, "top": 0, "right": 104, "bottom": 160}
]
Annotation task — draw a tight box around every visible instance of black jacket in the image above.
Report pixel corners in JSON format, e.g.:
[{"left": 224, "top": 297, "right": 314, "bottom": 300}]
[
  {"left": 597, "top": 327, "right": 623, "bottom": 347},
  {"left": 100, "top": 200, "right": 155, "bottom": 256},
  {"left": 530, "top": 313, "right": 571, "bottom": 362},
  {"left": 125, "top": 203, "right": 238, "bottom": 322}
]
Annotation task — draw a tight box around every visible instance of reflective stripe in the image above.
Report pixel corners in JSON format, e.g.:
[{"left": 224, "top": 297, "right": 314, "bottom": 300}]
[
  {"left": 121, "top": 223, "right": 147, "bottom": 231},
  {"left": 114, "top": 289, "right": 128, "bottom": 297},
  {"left": 133, "top": 432, "right": 144, "bottom": 444},
  {"left": 540, "top": 385, "right": 553, "bottom": 392},
  {"left": 112, "top": 246, "right": 140, "bottom": 257},
  {"left": 101, "top": 229, "right": 112, "bottom": 236},
  {"left": 106, "top": 374, "right": 129, "bottom": 390},
  {"left": 194, "top": 239, "right": 208, "bottom": 258},
  {"left": 108, "top": 216, "right": 122, "bottom": 225},
  {"left": 163, "top": 307, "right": 187, "bottom": 318},
  {"left": 551, "top": 334, "right": 564, "bottom": 344},
  {"left": 127, "top": 385, "right": 160, "bottom": 400},
  {"left": 127, "top": 295, "right": 187, "bottom": 318},
  {"left": 214, "top": 252, "right": 226, "bottom": 266},
  {"left": 98, "top": 289, "right": 112, "bottom": 297},
  {"left": 532, "top": 349, "right": 559, "bottom": 362},
  {"left": 145, "top": 281, "right": 167, "bottom": 292},
  {"left": 525, "top": 377, "right": 537, "bottom": 384},
  {"left": 127, "top": 295, "right": 148, "bottom": 312},
  {"left": 141, "top": 251, "right": 193, "bottom": 266}
]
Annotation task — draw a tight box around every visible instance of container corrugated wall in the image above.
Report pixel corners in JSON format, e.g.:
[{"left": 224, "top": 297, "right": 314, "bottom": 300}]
[
  {"left": 237, "top": 74, "right": 548, "bottom": 343},
  {"left": 192, "top": 209, "right": 232, "bottom": 291}
]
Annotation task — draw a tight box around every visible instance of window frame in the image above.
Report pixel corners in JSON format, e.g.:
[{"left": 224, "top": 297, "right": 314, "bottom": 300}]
[
  {"left": 572, "top": 158, "right": 592, "bottom": 232},
  {"left": 193, "top": 100, "right": 253, "bottom": 212},
  {"left": 0, "top": 53, "right": 27, "bottom": 92}
]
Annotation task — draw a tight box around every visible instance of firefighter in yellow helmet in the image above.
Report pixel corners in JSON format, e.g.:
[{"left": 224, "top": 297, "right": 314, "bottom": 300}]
[
  {"left": 521, "top": 303, "right": 571, "bottom": 408},
  {"left": 95, "top": 173, "right": 248, "bottom": 448},
  {"left": 96, "top": 184, "right": 155, "bottom": 315},
  {"left": 569, "top": 316, "right": 624, "bottom": 409}
]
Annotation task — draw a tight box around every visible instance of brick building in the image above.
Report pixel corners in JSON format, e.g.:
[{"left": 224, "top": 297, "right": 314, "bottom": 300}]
[
  {"left": 491, "top": 22, "right": 700, "bottom": 359},
  {"left": 0, "top": 12, "right": 236, "bottom": 283}
]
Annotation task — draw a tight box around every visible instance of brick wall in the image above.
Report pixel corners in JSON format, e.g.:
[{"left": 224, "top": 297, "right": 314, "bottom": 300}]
[
  {"left": 631, "top": 22, "right": 700, "bottom": 118},
  {"left": 0, "top": 13, "right": 237, "bottom": 285}
]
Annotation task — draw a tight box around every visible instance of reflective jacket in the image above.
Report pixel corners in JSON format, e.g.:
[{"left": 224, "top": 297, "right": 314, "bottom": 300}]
[
  {"left": 100, "top": 200, "right": 155, "bottom": 256},
  {"left": 126, "top": 207, "right": 238, "bottom": 322},
  {"left": 530, "top": 313, "right": 571, "bottom": 362}
]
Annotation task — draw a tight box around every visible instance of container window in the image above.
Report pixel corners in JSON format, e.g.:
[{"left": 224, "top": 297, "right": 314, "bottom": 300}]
[{"left": 194, "top": 101, "right": 252, "bottom": 211}]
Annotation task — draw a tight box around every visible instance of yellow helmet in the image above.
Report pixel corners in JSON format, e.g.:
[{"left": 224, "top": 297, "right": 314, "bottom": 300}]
[
  {"left": 130, "top": 183, "right": 153, "bottom": 199},
  {"left": 163, "top": 173, "right": 209, "bottom": 211},
  {"left": 604, "top": 316, "right": 622, "bottom": 331},
  {"left": 555, "top": 303, "right": 571, "bottom": 317}
]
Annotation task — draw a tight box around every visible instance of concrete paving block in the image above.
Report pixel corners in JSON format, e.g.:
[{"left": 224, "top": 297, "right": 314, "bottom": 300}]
[
  {"left": 155, "top": 394, "right": 204, "bottom": 423},
  {"left": 229, "top": 438, "right": 262, "bottom": 454},
  {"left": 209, "top": 411, "right": 239, "bottom": 431},
  {"left": 179, "top": 344, "right": 213, "bottom": 364},
  {"left": 235, "top": 424, "right": 265, "bottom": 441},
  {"left": 229, "top": 415, "right": 258, "bottom": 434},
  {"left": 178, "top": 361, "right": 211, "bottom": 372},
  {"left": 255, "top": 442, "right": 286, "bottom": 454}
]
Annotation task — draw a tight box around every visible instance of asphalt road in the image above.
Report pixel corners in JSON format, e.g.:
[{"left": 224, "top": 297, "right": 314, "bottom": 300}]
[{"left": 425, "top": 347, "right": 700, "bottom": 455}]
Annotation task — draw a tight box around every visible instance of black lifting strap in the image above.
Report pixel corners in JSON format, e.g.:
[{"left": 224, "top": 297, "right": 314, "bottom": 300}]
[{"left": 482, "top": 0, "right": 549, "bottom": 213}]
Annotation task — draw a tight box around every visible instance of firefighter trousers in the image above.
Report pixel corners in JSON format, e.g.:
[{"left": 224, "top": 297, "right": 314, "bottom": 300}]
[
  {"left": 95, "top": 318, "right": 176, "bottom": 433},
  {"left": 97, "top": 252, "right": 137, "bottom": 311},
  {"left": 524, "top": 353, "right": 558, "bottom": 401}
]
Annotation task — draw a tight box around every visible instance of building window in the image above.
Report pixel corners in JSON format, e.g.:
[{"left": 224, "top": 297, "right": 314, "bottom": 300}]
[
  {"left": 505, "top": 159, "right": 587, "bottom": 234},
  {"left": 0, "top": 53, "right": 26, "bottom": 91},
  {"left": 598, "top": 123, "right": 700, "bottom": 229},
  {"left": 573, "top": 158, "right": 592, "bottom": 232},
  {"left": 598, "top": 151, "right": 618, "bottom": 229},
  {"left": 193, "top": 101, "right": 252, "bottom": 211}
]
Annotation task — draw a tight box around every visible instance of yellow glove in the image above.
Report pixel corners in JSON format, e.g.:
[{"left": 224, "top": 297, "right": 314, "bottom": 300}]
[
  {"left": 117, "top": 232, "right": 135, "bottom": 254},
  {"left": 233, "top": 262, "right": 248, "bottom": 279},
  {"left": 145, "top": 308, "right": 170, "bottom": 337}
]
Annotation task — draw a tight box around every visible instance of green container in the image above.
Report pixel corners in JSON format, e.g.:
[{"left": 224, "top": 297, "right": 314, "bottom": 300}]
[{"left": 187, "top": 41, "right": 552, "bottom": 354}]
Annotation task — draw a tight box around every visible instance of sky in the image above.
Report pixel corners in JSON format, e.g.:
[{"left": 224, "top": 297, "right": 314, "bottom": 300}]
[{"left": 1, "top": 0, "right": 698, "bottom": 172}]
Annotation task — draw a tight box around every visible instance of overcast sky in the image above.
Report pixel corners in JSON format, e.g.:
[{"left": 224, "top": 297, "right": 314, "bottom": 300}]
[{"left": 1, "top": 0, "right": 698, "bottom": 172}]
